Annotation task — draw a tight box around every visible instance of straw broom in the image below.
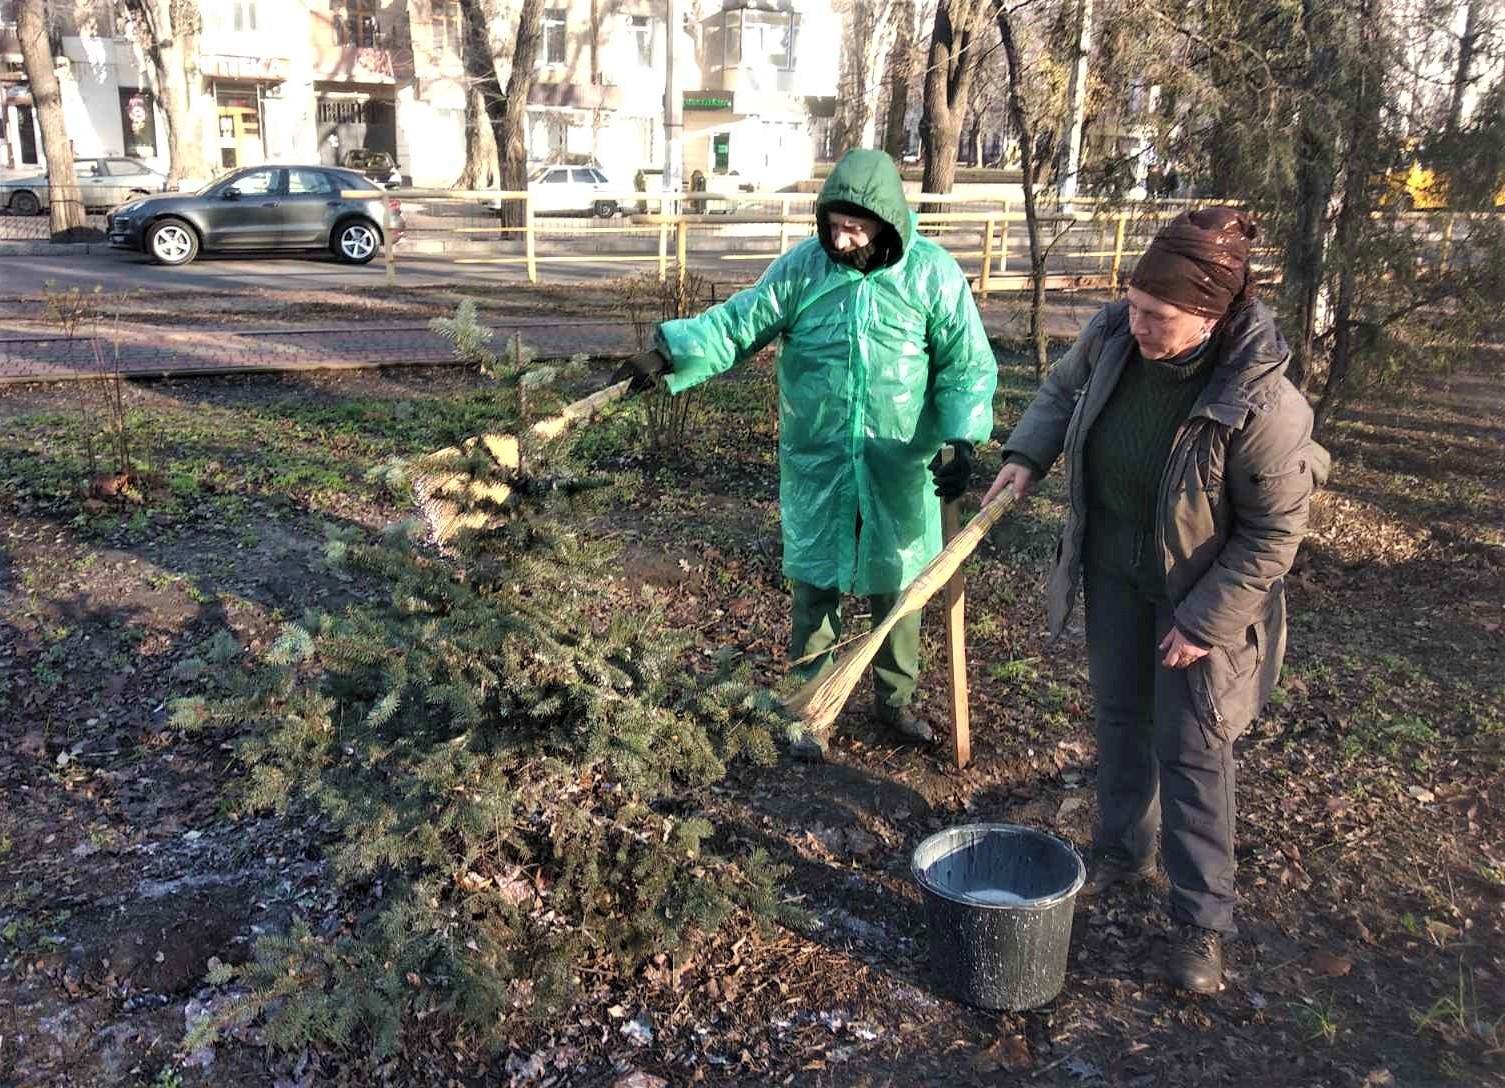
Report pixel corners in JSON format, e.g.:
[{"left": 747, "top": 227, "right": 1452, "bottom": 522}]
[
  {"left": 412, "top": 379, "right": 631, "bottom": 544},
  {"left": 782, "top": 490, "right": 1019, "bottom": 735}
]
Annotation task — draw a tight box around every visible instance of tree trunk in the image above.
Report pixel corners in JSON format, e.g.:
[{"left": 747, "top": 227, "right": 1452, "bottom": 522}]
[
  {"left": 17, "top": 0, "right": 86, "bottom": 239},
  {"left": 920, "top": 0, "right": 985, "bottom": 199},
  {"left": 1281, "top": 0, "right": 1337, "bottom": 391},
  {"left": 881, "top": 0, "right": 914, "bottom": 158},
  {"left": 1314, "top": 0, "right": 1382, "bottom": 436},
  {"left": 123, "top": 0, "right": 206, "bottom": 189},
  {"left": 837, "top": 0, "right": 874, "bottom": 157},
  {"left": 456, "top": 0, "right": 498, "bottom": 188},
  {"left": 997, "top": 5, "right": 1049, "bottom": 379},
  {"left": 496, "top": 0, "right": 545, "bottom": 229},
  {"left": 1445, "top": 0, "right": 1478, "bottom": 136},
  {"left": 1055, "top": 0, "right": 1094, "bottom": 202}
]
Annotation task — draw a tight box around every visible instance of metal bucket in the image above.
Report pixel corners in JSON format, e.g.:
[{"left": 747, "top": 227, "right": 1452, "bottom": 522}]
[{"left": 911, "top": 823, "right": 1085, "bottom": 1010}]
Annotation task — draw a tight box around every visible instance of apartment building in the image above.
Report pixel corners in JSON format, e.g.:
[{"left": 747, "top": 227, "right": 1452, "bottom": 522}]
[
  {"left": 1, "top": 0, "right": 839, "bottom": 190},
  {"left": 529, "top": 0, "right": 839, "bottom": 190}
]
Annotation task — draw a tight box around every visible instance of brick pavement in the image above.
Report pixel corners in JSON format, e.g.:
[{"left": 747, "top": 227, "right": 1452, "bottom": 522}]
[{"left": 0, "top": 296, "right": 1103, "bottom": 384}]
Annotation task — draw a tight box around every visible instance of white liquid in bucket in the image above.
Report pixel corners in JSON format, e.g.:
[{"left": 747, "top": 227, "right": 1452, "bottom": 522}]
[{"left": 963, "top": 887, "right": 1033, "bottom": 907}]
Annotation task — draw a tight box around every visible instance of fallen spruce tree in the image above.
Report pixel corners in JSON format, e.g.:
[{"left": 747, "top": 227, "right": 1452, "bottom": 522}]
[{"left": 172, "top": 356, "right": 786, "bottom": 1059}]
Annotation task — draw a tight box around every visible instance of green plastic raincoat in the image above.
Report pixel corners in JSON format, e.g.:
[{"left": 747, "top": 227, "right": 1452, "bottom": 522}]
[{"left": 658, "top": 150, "right": 996, "bottom": 595}]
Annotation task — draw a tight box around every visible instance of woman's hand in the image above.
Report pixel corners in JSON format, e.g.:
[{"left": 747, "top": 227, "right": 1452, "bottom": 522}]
[
  {"left": 983, "top": 461, "right": 1036, "bottom": 504},
  {"left": 1160, "top": 626, "right": 1210, "bottom": 669}
]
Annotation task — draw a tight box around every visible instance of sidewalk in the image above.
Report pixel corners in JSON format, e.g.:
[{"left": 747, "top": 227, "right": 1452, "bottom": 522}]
[{"left": 0, "top": 296, "right": 1103, "bottom": 384}]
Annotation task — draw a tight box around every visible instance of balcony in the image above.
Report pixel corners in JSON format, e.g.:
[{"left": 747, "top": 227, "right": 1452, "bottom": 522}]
[{"left": 313, "top": 11, "right": 408, "bottom": 83}]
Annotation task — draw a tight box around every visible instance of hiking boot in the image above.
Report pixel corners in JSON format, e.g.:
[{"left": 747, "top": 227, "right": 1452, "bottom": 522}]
[
  {"left": 789, "top": 728, "right": 829, "bottom": 763},
  {"left": 1166, "top": 924, "right": 1224, "bottom": 994},
  {"left": 874, "top": 704, "right": 935, "bottom": 743},
  {"left": 1081, "top": 847, "right": 1157, "bottom": 898}
]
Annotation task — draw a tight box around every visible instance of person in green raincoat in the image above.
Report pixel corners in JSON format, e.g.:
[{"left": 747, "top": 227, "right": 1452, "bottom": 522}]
[{"left": 613, "top": 150, "right": 996, "bottom": 760}]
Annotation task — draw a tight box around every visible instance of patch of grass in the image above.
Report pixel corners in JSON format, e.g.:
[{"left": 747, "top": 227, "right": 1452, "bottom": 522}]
[
  {"left": 1412, "top": 964, "right": 1503, "bottom": 1051},
  {"left": 1290, "top": 996, "right": 1341, "bottom": 1045}
]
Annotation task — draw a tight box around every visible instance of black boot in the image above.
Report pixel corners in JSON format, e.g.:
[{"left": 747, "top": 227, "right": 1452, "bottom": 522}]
[
  {"left": 874, "top": 703, "right": 934, "bottom": 743},
  {"left": 1166, "top": 924, "right": 1224, "bottom": 994},
  {"left": 1081, "top": 847, "right": 1157, "bottom": 898}
]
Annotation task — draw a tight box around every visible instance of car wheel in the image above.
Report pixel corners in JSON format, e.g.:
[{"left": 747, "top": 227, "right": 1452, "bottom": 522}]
[
  {"left": 592, "top": 199, "right": 618, "bottom": 219},
  {"left": 147, "top": 218, "right": 199, "bottom": 266},
  {"left": 10, "top": 190, "right": 41, "bottom": 216},
  {"left": 333, "top": 219, "right": 380, "bottom": 264}
]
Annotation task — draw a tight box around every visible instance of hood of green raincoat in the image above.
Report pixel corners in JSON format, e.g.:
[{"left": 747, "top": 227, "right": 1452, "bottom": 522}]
[{"left": 816, "top": 150, "right": 914, "bottom": 256}]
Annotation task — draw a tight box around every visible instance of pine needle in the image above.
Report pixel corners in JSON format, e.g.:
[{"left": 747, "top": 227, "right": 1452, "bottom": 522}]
[{"left": 782, "top": 491, "right": 1019, "bottom": 734}]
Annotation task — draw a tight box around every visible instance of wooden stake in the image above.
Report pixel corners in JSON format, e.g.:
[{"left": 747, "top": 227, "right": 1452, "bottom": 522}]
[{"left": 941, "top": 448, "right": 971, "bottom": 769}]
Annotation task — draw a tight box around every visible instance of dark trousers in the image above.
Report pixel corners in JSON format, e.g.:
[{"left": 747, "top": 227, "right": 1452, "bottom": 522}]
[
  {"left": 1084, "top": 562, "right": 1238, "bottom": 935},
  {"left": 789, "top": 581, "right": 920, "bottom": 716}
]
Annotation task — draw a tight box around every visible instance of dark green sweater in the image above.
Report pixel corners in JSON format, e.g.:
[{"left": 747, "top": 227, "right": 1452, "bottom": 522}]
[{"left": 1084, "top": 342, "right": 1214, "bottom": 579}]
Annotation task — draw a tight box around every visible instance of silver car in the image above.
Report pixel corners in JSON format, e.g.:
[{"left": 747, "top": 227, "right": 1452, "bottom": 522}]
[{"left": 1, "top": 158, "right": 169, "bottom": 216}]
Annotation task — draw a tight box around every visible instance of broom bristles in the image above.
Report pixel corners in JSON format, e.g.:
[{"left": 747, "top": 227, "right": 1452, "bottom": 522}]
[{"left": 783, "top": 491, "right": 1018, "bottom": 733}]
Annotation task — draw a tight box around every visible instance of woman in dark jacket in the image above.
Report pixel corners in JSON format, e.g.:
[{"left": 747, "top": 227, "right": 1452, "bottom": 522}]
[{"left": 983, "top": 207, "right": 1326, "bottom": 993}]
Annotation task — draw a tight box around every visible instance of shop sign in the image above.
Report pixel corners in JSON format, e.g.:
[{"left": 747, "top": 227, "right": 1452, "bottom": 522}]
[{"left": 684, "top": 92, "right": 732, "bottom": 111}]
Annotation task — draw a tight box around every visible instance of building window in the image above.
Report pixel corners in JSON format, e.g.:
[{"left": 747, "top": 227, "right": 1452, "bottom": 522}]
[
  {"left": 713, "top": 9, "right": 797, "bottom": 71},
  {"left": 231, "top": 1, "right": 257, "bottom": 32},
  {"left": 541, "top": 8, "right": 566, "bottom": 65},
  {"left": 434, "top": 0, "right": 461, "bottom": 53},
  {"left": 332, "top": 0, "right": 381, "bottom": 48},
  {"left": 628, "top": 14, "right": 652, "bottom": 68}
]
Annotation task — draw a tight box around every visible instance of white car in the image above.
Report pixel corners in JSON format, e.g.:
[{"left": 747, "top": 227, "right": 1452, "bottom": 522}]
[
  {"left": 484, "top": 164, "right": 619, "bottom": 218},
  {"left": 0, "top": 157, "right": 169, "bottom": 215}
]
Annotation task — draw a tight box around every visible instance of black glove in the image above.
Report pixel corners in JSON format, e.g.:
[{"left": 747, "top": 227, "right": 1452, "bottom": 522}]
[
  {"left": 929, "top": 440, "right": 975, "bottom": 502},
  {"left": 610, "top": 348, "right": 673, "bottom": 394}
]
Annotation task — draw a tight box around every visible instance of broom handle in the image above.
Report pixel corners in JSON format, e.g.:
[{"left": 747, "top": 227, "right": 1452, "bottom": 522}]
[
  {"left": 530, "top": 379, "right": 633, "bottom": 442},
  {"left": 941, "top": 451, "right": 972, "bottom": 769}
]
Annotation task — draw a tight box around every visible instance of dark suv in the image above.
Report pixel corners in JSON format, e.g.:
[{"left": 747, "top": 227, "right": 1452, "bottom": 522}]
[{"left": 106, "top": 165, "right": 405, "bottom": 266}]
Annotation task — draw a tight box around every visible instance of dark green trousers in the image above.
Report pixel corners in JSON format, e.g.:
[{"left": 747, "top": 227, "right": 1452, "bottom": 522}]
[{"left": 789, "top": 581, "right": 920, "bottom": 716}]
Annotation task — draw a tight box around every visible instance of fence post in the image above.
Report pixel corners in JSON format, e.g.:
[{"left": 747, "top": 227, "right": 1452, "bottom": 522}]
[
  {"left": 1440, "top": 212, "right": 1456, "bottom": 272},
  {"left": 676, "top": 215, "right": 688, "bottom": 286},
  {"left": 979, "top": 217, "right": 995, "bottom": 298},
  {"left": 658, "top": 194, "right": 670, "bottom": 281},
  {"left": 778, "top": 194, "right": 791, "bottom": 253},
  {"left": 384, "top": 203, "right": 395, "bottom": 286},
  {"left": 1109, "top": 211, "right": 1127, "bottom": 288},
  {"left": 998, "top": 199, "right": 1009, "bottom": 275},
  {"left": 524, "top": 192, "right": 538, "bottom": 285}
]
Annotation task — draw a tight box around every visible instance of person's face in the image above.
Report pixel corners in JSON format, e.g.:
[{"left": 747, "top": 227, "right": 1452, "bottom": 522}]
[
  {"left": 1126, "top": 286, "right": 1218, "bottom": 360},
  {"left": 827, "top": 210, "right": 882, "bottom": 252}
]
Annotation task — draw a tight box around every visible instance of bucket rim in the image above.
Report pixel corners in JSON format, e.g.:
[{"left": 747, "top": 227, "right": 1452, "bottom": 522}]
[{"left": 910, "top": 822, "right": 1086, "bottom": 911}]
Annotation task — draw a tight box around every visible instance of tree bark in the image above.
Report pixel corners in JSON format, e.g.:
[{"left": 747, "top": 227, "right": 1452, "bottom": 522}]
[
  {"left": 496, "top": 0, "right": 545, "bottom": 229},
  {"left": 997, "top": 4, "right": 1049, "bottom": 378},
  {"left": 456, "top": 0, "right": 499, "bottom": 188},
  {"left": 17, "top": 0, "right": 86, "bottom": 238},
  {"left": 881, "top": 0, "right": 914, "bottom": 158},
  {"left": 920, "top": 0, "right": 986, "bottom": 199},
  {"left": 122, "top": 0, "right": 206, "bottom": 189}
]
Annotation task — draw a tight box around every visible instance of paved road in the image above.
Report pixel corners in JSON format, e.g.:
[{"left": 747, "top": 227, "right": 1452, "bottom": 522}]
[{"left": 0, "top": 247, "right": 768, "bottom": 299}]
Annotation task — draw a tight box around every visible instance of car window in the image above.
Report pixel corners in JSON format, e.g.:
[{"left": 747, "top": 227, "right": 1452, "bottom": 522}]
[
  {"left": 571, "top": 169, "right": 596, "bottom": 184},
  {"left": 78, "top": 160, "right": 104, "bottom": 177},
  {"left": 543, "top": 169, "right": 569, "bottom": 184},
  {"left": 591, "top": 169, "right": 609, "bottom": 184},
  {"left": 333, "top": 170, "right": 379, "bottom": 193},
  {"left": 288, "top": 169, "right": 335, "bottom": 195},
  {"left": 108, "top": 159, "right": 149, "bottom": 176},
  {"left": 365, "top": 153, "right": 394, "bottom": 171},
  {"left": 230, "top": 169, "right": 280, "bottom": 196}
]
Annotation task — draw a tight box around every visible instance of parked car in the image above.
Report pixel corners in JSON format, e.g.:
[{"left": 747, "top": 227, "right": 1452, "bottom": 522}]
[
  {"left": 1, "top": 157, "right": 168, "bottom": 215},
  {"left": 105, "top": 164, "right": 404, "bottom": 266},
  {"left": 484, "top": 164, "right": 619, "bottom": 218},
  {"left": 340, "top": 148, "right": 403, "bottom": 188}
]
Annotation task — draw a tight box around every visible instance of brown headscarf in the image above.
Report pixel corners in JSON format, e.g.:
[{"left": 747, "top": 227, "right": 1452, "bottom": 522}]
[{"left": 1128, "top": 207, "right": 1257, "bottom": 319}]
